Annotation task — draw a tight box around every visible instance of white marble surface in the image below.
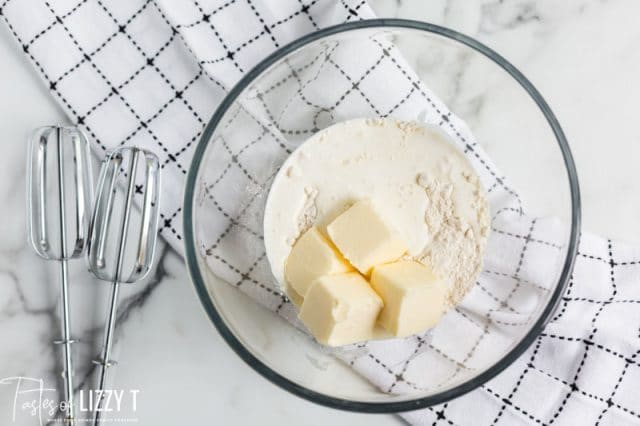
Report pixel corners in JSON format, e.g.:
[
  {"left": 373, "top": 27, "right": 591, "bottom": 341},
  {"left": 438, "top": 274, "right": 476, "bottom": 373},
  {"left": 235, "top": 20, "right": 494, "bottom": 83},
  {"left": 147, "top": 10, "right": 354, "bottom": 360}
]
[{"left": 1, "top": 0, "right": 639, "bottom": 424}]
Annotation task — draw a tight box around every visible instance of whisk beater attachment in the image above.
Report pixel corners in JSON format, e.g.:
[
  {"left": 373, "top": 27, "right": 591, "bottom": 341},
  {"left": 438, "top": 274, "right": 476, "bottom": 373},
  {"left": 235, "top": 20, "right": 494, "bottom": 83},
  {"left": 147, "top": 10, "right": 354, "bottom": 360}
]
[
  {"left": 27, "top": 125, "right": 93, "bottom": 424},
  {"left": 87, "top": 146, "right": 160, "bottom": 425}
]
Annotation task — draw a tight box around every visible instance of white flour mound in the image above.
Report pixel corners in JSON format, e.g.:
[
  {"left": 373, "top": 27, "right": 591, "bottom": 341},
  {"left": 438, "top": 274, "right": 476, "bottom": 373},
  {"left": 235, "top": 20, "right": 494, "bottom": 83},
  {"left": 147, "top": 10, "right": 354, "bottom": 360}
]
[
  {"left": 263, "top": 118, "right": 489, "bottom": 308},
  {"left": 415, "top": 174, "right": 489, "bottom": 307}
]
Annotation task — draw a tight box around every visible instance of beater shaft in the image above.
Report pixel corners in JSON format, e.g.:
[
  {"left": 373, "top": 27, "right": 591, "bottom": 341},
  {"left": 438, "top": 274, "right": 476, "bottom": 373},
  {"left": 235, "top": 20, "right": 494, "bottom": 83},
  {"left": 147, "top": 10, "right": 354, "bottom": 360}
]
[{"left": 55, "top": 127, "right": 75, "bottom": 424}]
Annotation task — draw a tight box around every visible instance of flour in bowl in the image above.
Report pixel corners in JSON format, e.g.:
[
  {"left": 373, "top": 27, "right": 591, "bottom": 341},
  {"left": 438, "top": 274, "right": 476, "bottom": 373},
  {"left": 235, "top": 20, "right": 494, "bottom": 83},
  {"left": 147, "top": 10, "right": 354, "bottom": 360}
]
[{"left": 264, "top": 118, "right": 489, "bottom": 309}]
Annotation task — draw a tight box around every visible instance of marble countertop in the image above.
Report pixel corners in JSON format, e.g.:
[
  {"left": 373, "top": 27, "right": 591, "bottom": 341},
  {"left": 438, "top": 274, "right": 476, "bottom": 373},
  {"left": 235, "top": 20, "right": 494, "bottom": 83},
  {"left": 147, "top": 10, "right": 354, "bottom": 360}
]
[{"left": 1, "top": 0, "right": 639, "bottom": 424}]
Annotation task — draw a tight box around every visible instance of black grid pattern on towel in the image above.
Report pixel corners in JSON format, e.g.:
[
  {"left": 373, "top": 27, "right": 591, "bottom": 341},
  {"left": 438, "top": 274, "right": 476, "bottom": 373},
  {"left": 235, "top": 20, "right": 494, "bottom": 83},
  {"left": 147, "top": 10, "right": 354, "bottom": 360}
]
[
  {"left": 3, "top": 0, "right": 640, "bottom": 425},
  {"left": 0, "top": 0, "right": 374, "bottom": 247},
  {"left": 396, "top": 237, "right": 640, "bottom": 425}
]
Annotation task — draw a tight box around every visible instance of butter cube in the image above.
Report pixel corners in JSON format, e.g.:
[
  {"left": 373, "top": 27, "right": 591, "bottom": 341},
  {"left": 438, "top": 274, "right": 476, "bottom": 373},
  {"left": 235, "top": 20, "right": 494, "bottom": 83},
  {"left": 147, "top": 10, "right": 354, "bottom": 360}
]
[
  {"left": 284, "top": 282, "right": 304, "bottom": 307},
  {"left": 370, "top": 261, "right": 446, "bottom": 337},
  {"left": 285, "top": 227, "right": 353, "bottom": 297},
  {"left": 327, "top": 200, "right": 407, "bottom": 275},
  {"left": 299, "top": 273, "right": 383, "bottom": 346}
]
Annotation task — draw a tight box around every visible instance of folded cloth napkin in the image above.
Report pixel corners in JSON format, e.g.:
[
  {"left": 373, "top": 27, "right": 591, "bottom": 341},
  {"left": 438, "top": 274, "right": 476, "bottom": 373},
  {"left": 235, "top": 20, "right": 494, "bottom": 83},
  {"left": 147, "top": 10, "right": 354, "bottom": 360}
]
[{"left": 3, "top": 0, "right": 640, "bottom": 424}]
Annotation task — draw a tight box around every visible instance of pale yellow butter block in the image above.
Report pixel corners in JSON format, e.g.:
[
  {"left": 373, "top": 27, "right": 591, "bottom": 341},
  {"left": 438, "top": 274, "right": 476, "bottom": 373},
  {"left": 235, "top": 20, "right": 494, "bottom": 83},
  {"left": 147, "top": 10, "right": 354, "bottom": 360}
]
[
  {"left": 326, "top": 200, "right": 407, "bottom": 275},
  {"left": 370, "top": 261, "right": 446, "bottom": 337},
  {"left": 284, "top": 281, "right": 304, "bottom": 307},
  {"left": 299, "top": 273, "right": 383, "bottom": 346},
  {"left": 285, "top": 227, "right": 353, "bottom": 297}
]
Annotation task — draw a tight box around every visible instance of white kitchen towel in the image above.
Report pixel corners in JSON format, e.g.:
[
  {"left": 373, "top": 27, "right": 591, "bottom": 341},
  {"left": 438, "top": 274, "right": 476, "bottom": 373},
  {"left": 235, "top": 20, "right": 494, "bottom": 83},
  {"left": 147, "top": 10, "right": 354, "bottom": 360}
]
[{"left": 2, "top": 0, "right": 639, "bottom": 425}]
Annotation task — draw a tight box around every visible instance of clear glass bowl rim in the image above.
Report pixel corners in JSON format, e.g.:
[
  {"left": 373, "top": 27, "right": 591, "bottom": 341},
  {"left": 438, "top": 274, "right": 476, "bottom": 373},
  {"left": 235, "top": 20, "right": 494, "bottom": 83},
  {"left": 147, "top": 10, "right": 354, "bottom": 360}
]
[{"left": 183, "top": 18, "right": 582, "bottom": 413}]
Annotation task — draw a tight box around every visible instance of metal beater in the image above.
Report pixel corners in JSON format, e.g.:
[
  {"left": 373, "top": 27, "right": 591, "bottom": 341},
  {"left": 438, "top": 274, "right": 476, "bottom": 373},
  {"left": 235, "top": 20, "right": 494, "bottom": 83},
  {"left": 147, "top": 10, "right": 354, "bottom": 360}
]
[
  {"left": 87, "top": 146, "right": 160, "bottom": 425},
  {"left": 27, "top": 125, "right": 94, "bottom": 424}
]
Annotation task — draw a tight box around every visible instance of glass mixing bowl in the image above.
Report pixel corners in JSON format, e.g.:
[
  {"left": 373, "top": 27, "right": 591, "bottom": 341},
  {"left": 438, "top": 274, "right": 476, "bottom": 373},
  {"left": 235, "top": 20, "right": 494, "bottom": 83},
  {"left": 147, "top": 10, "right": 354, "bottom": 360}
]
[{"left": 183, "top": 19, "right": 580, "bottom": 412}]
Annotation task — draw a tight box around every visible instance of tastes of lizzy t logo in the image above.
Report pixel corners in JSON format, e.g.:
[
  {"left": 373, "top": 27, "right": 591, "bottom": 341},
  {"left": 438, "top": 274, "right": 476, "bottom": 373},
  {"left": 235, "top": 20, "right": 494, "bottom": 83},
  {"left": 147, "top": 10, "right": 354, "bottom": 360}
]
[{"left": 0, "top": 377, "right": 139, "bottom": 424}]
